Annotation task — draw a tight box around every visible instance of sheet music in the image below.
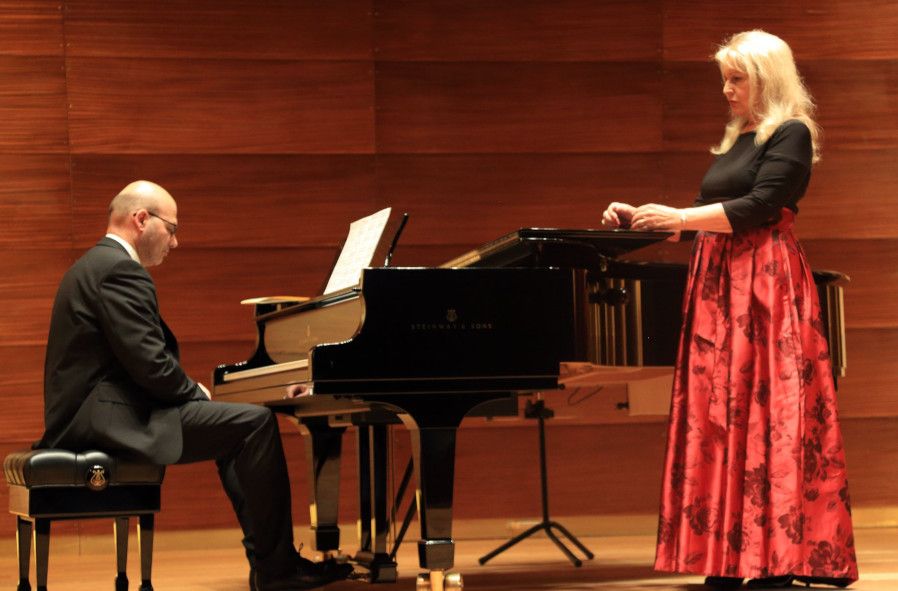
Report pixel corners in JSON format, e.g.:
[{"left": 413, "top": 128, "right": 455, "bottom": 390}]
[{"left": 324, "top": 207, "right": 392, "bottom": 294}]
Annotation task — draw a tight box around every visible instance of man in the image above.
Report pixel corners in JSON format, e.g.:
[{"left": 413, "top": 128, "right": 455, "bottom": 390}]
[{"left": 37, "top": 181, "right": 351, "bottom": 591}]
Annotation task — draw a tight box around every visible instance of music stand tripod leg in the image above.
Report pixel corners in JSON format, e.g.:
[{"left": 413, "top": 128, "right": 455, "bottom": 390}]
[
  {"left": 548, "top": 520, "right": 595, "bottom": 560},
  {"left": 477, "top": 398, "right": 593, "bottom": 567}
]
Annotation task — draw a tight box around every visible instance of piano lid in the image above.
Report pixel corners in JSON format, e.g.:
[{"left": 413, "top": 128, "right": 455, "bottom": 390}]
[{"left": 442, "top": 228, "right": 673, "bottom": 269}]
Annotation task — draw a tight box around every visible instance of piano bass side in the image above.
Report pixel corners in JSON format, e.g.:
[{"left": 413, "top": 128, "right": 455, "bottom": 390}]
[
  {"left": 214, "top": 266, "right": 574, "bottom": 402},
  {"left": 213, "top": 266, "right": 575, "bottom": 587}
]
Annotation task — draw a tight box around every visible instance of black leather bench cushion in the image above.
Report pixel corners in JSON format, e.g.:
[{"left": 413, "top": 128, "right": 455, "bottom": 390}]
[{"left": 4, "top": 450, "right": 164, "bottom": 487}]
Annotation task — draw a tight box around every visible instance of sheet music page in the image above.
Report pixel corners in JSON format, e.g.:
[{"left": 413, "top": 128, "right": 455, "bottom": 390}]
[{"left": 323, "top": 207, "right": 392, "bottom": 294}]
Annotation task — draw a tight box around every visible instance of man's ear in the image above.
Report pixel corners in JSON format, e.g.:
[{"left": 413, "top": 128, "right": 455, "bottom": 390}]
[{"left": 132, "top": 209, "right": 148, "bottom": 232}]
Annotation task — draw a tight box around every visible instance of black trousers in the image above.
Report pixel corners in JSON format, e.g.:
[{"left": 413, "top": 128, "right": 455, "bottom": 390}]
[{"left": 176, "top": 399, "right": 296, "bottom": 579}]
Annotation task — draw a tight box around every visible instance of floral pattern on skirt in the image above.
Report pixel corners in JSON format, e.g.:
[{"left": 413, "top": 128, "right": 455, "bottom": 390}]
[{"left": 654, "top": 210, "right": 858, "bottom": 581}]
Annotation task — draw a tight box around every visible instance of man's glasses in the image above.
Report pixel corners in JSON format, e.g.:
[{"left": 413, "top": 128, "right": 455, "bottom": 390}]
[{"left": 147, "top": 211, "right": 178, "bottom": 236}]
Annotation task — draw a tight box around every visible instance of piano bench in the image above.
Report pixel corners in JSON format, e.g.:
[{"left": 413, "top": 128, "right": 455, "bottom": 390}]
[{"left": 3, "top": 449, "right": 164, "bottom": 591}]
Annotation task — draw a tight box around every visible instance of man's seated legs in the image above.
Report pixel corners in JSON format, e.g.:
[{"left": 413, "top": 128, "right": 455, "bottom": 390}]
[{"left": 176, "top": 400, "right": 350, "bottom": 589}]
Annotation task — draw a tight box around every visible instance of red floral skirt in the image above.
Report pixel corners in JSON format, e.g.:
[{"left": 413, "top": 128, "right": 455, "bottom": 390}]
[{"left": 654, "top": 211, "right": 858, "bottom": 581}]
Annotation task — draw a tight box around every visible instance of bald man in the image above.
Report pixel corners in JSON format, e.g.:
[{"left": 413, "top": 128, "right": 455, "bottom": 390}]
[{"left": 38, "top": 181, "right": 350, "bottom": 591}]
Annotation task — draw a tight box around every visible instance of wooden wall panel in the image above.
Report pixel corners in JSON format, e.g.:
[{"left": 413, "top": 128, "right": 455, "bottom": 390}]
[
  {"left": 661, "top": 150, "right": 722, "bottom": 205},
  {"left": 67, "top": 58, "right": 375, "bottom": 154},
  {"left": 376, "top": 62, "right": 662, "bottom": 153},
  {"left": 151, "top": 248, "right": 338, "bottom": 343},
  {"left": 841, "top": 418, "right": 898, "bottom": 507},
  {"left": 0, "top": 56, "right": 68, "bottom": 152},
  {"left": 663, "top": 62, "right": 738, "bottom": 151},
  {"left": 837, "top": 329, "right": 898, "bottom": 418},
  {"left": 388, "top": 244, "right": 478, "bottom": 268},
  {"left": 0, "top": 154, "right": 72, "bottom": 247},
  {"left": 802, "top": 239, "right": 898, "bottom": 329},
  {"left": 0, "top": 345, "right": 46, "bottom": 443},
  {"left": 664, "top": 61, "right": 898, "bottom": 151},
  {"left": 70, "top": 155, "right": 377, "bottom": 249},
  {"left": 0, "top": 1, "right": 63, "bottom": 56},
  {"left": 64, "top": 0, "right": 373, "bottom": 60},
  {"left": 807, "top": 150, "right": 898, "bottom": 240},
  {"left": 804, "top": 61, "right": 898, "bottom": 150},
  {"left": 374, "top": 154, "right": 661, "bottom": 247},
  {"left": 0, "top": 250, "right": 73, "bottom": 346},
  {"left": 663, "top": 1, "right": 898, "bottom": 61},
  {"left": 374, "top": 0, "right": 661, "bottom": 61}
]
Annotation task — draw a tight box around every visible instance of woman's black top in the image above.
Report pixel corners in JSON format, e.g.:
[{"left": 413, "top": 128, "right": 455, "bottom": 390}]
[{"left": 695, "top": 119, "right": 813, "bottom": 233}]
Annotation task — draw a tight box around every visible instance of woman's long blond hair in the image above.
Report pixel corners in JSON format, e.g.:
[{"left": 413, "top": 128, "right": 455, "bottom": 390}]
[{"left": 711, "top": 30, "right": 821, "bottom": 163}]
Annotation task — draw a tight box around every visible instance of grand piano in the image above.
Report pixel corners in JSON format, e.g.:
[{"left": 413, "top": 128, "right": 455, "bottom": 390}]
[
  {"left": 213, "top": 228, "right": 847, "bottom": 590},
  {"left": 213, "top": 265, "right": 576, "bottom": 590}
]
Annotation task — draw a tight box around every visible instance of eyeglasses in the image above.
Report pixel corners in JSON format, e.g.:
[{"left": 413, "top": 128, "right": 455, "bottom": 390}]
[{"left": 147, "top": 211, "right": 178, "bottom": 236}]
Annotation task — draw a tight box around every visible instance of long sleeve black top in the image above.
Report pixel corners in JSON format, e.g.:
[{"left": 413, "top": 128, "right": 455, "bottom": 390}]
[{"left": 695, "top": 119, "right": 813, "bottom": 233}]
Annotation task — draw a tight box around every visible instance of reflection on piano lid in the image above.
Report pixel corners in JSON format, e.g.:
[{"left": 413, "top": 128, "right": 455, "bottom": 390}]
[{"left": 442, "top": 227, "right": 673, "bottom": 269}]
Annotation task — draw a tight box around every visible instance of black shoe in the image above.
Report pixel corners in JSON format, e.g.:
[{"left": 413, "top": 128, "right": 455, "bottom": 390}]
[
  {"left": 793, "top": 576, "right": 853, "bottom": 588},
  {"left": 705, "top": 577, "right": 744, "bottom": 589},
  {"left": 253, "top": 556, "right": 353, "bottom": 591},
  {"left": 747, "top": 576, "right": 795, "bottom": 588}
]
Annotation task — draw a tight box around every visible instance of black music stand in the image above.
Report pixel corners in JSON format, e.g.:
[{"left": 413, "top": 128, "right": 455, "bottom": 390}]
[{"left": 478, "top": 398, "right": 594, "bottom": 567}]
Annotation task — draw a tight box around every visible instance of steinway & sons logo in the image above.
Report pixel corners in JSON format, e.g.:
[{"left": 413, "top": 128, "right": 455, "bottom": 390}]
[{"left": 410, "top": 308, "right": 494, "bottom": 331}]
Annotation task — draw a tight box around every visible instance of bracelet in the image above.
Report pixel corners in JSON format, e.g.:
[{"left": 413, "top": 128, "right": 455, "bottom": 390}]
[{"left": 679, "top": 210, "right": 687, "bottom": 229}]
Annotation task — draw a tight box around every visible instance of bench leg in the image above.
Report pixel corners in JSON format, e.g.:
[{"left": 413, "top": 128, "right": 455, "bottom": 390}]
[
  {"left": 34, "top": 519, "right": 49, "bottom": 591},
  {"left": 16, "top": 517, "right": 32, "bottom": 591},
  {"left": 115, "top": 517, "right": 129, "bottom": 591},
  {"left": 138, "top": 514, "right": 154, "bottom": 591}
]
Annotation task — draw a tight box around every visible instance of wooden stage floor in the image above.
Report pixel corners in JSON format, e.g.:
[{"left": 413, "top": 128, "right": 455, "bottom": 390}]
[{"left": 1, "top": 526, "right": 894, "bottom": 590}]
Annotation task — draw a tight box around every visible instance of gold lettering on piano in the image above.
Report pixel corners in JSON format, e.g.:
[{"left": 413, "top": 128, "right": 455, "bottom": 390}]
[{"left": 410, "top": 309, "right": 494, "bottom": 331}]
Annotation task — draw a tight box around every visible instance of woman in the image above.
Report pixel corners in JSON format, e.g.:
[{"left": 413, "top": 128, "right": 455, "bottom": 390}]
[{"left": 602, "top": 31, "right": 858, "bottom": 589}]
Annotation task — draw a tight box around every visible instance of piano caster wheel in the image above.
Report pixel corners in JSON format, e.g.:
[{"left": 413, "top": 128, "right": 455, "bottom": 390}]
[
  {"left": 416, "top": 571, "right": 462, "bottom": 591},
  {"left": 445, "top": 572, "right": 463, "bottom": 590}
]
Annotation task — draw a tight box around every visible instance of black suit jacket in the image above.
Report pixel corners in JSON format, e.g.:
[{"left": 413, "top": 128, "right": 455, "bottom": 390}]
[{"left": 38, "top": 237, "right": 204, "bottom": 463}]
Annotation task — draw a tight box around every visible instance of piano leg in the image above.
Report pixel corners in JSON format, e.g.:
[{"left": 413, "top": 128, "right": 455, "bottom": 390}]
[
  {"left": 294, "top": 416, "right": 346, "bottom": 555},
  {"left": 354, "top": 424, "right": 398, "bottom": 582},
  {"left": 394, "top": 393, "right": 514, "bottom": 591}
]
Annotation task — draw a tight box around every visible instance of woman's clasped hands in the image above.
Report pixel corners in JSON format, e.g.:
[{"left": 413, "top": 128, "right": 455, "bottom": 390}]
[{"left": 602, "top": 201, "right": 682, "bottom": 232}]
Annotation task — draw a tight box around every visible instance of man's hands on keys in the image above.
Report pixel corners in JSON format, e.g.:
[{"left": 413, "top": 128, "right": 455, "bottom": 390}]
[{"left": 285, "top": 384, "right": 311, "bottom": 399}]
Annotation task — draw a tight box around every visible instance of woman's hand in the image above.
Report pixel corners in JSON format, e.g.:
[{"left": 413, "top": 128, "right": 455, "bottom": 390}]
[
  {"left": 630, "top": 203, "right": 682, "bottom": 231},
  {"left": 601, "top": 202, "right": 637, "bottom": 228}
]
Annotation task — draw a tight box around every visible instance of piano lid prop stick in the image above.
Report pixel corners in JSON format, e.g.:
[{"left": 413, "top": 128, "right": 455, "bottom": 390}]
[{"left": 383, "top": 212, "right": 409, "bottom": 267}]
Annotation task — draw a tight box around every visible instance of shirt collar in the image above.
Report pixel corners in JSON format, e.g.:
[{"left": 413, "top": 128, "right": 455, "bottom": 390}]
[{"left": 105, "top": 233, "right": 141, "bottom": 264}]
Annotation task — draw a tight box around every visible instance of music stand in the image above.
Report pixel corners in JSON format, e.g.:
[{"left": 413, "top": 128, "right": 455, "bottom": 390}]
[{"left": 478, "top": 397, "right": 594, "bottom": 567}]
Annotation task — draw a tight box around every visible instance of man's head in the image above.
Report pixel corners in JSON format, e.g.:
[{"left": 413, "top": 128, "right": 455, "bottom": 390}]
[{"left": 107, "top": 180, "right": 179, "bottom": 267}]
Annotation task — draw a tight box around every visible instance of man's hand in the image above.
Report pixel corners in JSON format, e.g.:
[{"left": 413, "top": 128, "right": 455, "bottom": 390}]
[
  {"left": 198, "top": 382, "right": 211, "bottom": 399},
  {"left": 285, "top": 383, "right": 311, "bottom": 398}
]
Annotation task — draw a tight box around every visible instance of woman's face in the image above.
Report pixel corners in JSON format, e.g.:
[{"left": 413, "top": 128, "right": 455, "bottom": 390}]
[{"left": 721, "top": 66, "right": 754, "bottom": 122}]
